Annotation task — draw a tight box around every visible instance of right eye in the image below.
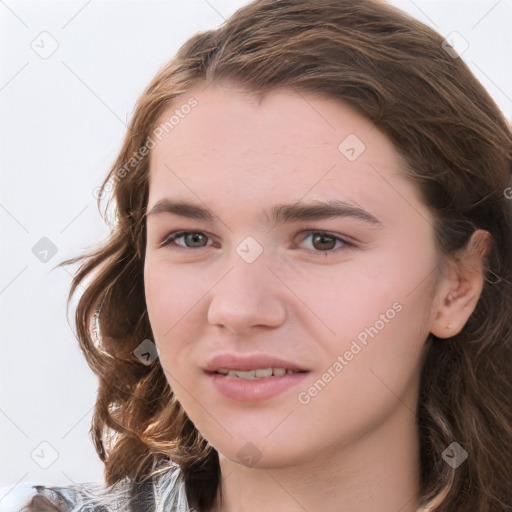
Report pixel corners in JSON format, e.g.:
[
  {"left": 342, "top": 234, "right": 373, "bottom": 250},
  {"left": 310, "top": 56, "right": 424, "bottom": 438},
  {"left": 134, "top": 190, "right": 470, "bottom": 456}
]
[{"left": 160, "top": 231, "right": 214, "bottom": 249}]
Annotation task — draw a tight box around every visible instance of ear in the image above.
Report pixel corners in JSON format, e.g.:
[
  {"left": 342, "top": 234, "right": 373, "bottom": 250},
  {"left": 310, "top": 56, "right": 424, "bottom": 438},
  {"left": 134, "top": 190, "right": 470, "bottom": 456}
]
[{"left": 430, "top": 229, "right": 492, "bottom": 339}]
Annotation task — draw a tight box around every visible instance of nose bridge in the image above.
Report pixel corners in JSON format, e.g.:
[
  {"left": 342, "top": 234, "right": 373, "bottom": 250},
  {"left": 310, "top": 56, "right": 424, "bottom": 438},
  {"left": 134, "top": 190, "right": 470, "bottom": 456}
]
[
  {"left": 216, "top": 241, "right": 271, "bottom": 306},
  {"left": 207, "top": 238, "right": 285, "bottom": 332},
  {"left": 223, "top": 234, "right": 271, "bottom": 292}
]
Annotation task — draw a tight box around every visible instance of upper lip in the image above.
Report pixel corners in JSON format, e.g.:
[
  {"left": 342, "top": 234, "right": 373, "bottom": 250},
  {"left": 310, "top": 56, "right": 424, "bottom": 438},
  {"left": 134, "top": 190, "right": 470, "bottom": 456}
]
[{"left": 204, "top": 353, "right": 310, "bottom": 373}]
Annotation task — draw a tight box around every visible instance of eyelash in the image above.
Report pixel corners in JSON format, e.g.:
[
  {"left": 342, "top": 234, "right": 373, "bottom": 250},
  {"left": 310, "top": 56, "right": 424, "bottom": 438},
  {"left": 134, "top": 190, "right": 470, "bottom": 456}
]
[{"left": 159, "top": 230, "right": 356, "bottom": 257}]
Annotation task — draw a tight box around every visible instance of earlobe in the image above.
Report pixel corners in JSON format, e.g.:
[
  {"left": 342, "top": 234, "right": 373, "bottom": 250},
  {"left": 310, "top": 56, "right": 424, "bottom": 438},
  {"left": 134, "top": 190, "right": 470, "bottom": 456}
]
[
  {"left": 430, "top": 282, "right": 477, "bottom": 339},
  {"left": 429, "top": 229, "right": 491, "bottom": 339}
]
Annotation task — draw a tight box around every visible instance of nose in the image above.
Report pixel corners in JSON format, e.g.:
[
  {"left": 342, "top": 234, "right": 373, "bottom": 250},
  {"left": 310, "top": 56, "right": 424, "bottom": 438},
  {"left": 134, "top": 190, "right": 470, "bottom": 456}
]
[{"left": 206, "top": 255, "right": 287, "bottom": 335}]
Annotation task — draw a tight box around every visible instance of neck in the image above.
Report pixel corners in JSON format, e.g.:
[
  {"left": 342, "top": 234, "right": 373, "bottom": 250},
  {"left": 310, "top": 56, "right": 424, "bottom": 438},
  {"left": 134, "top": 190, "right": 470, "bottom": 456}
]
[{"left": 212, "top": 403, "right": 422, "bottom": 512}]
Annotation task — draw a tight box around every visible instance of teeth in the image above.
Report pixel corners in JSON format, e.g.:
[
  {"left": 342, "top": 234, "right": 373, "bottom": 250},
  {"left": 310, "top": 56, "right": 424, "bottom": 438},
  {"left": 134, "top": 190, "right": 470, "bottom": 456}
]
[
  {"left": 228, "top": 370, "right": 256, "bottom": 379},
  {"left": 255, "top": 368, "right": 273, "bottom": 378},
  {"left": 217, "top": 367, "right": 294, "bottom": 379}
]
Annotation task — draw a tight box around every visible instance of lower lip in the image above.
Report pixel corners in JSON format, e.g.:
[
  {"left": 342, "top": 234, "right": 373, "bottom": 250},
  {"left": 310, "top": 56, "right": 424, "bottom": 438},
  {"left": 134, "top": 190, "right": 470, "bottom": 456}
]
[{"left": 207, "top": 372, "right": 309, "bottom": 402}]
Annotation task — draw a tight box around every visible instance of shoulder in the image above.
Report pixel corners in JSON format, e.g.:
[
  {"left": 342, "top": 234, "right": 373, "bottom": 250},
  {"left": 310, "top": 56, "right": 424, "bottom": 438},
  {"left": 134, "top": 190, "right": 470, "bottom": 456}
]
[
  {"left": 0, "top": 482, "right": 44, "bottom": 512},
  {"left": 0, "top": 480, "right": 118, "bottom": 512},
  {"left": 0, "top": 461, "right": 191, "bottom": 512}
]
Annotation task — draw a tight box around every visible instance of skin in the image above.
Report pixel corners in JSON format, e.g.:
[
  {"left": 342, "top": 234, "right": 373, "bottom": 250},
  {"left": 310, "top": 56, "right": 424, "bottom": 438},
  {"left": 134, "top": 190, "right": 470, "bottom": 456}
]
[{"left": 143, "top": 80, "right": 489, "bottom": 512}]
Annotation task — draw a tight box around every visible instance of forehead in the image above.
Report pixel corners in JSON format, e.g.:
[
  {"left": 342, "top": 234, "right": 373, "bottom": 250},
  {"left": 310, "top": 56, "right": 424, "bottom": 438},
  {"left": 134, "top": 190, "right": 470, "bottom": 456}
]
[
  {"left": 146, "top": 82, "right": 428, "bottom": 227},
  {"left": 151, "top": 82, "right": 388, "bottom": 162}
]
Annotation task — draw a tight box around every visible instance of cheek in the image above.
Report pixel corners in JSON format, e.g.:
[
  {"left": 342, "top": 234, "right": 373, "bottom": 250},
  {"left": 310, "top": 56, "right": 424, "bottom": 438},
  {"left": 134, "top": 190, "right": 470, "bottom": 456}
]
[
  {"left": 325, "top": 271, "right": 433, "bottom": 414},
  {"left": 311, "top": 248, "right": 435, "bottom": 398},
  {"left": 286, "top": 253, "right": 431, "bottom": 349},
  {"left": 291, "top": 299, "right": 429, "bottom": 452},
  {"left": 144, "top": 259, "right": 218, "bottom": 379},
  {"left": 144, "top": 259, "right": 208, "bottom": 334}
]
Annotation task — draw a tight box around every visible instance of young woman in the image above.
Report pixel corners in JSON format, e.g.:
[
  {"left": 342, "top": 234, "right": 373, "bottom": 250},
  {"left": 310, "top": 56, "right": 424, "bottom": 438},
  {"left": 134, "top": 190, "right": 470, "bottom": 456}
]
[{"left": 2, "top": 0, "right": 511, "bottom": 511}]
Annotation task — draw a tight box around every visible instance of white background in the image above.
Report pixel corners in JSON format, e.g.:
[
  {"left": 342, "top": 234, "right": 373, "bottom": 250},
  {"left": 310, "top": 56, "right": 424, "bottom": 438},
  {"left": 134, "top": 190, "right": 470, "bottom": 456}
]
[{"left": 1, "top": 0, "right": 511, "bottom": 491}]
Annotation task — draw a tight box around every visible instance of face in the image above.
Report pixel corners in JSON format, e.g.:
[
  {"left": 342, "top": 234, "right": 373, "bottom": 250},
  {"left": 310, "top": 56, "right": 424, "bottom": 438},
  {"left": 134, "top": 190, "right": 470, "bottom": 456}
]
[{"left": 143, "top": 81, "right": 443, "bottom": 468}]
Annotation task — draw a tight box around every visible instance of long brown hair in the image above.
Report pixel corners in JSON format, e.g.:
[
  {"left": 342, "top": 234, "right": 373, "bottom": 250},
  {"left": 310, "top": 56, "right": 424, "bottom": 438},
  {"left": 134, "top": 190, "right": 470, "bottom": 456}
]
[{"left": 57, "top": 0, "right": 512, "bottom": 510}]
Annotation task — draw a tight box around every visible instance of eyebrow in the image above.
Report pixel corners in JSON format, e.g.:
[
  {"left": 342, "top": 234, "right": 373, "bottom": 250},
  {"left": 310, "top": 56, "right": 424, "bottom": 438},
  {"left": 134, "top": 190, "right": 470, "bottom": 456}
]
[{"left": 146, "top": 198, "right": 383, "bottom": 229}]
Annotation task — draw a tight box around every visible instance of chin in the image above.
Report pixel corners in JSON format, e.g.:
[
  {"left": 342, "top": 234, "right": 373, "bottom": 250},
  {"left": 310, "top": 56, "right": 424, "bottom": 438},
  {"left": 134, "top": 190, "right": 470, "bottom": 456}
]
[{"left": 195, "top": 418, "right": 316, "bottom": 469}]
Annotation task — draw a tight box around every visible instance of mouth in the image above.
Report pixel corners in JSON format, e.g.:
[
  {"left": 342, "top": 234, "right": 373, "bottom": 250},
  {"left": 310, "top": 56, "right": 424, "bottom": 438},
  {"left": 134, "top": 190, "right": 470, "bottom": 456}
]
[
  {"left": 214, "top": 367, "right": 307, "bottom": 379},
  {"left": 204, "top": 353, "right": 310, "bottom": 401},
  {"left": 204, "top": 353, "right": 309, "bottom": 376}
]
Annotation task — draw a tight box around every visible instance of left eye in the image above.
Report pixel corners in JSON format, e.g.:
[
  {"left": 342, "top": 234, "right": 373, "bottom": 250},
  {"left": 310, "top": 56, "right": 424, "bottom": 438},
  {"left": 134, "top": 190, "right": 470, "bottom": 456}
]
[
  {"left": 300, "top": 231, "right": 352, "bottom": 253},
  {"left": 159, "top": 230, "right": 354, "bottom": 255}
]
